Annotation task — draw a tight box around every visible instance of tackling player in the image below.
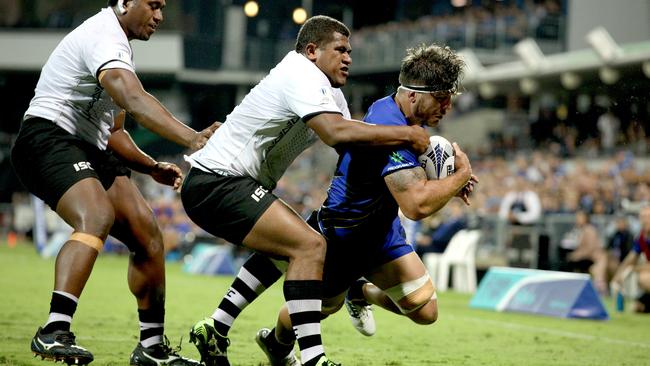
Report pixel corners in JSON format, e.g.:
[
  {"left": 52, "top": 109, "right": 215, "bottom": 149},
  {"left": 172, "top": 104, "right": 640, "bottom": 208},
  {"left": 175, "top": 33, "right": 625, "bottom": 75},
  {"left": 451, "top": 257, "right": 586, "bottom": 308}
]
[
  {"left": 254, "top": 43, "right": 478, "bottom": 366},
  {"left": 182, "top": 15, "right": 430, "bottom": 366},
  {"left": 11, "top": 1, "right": 216, "bottom": 364}
]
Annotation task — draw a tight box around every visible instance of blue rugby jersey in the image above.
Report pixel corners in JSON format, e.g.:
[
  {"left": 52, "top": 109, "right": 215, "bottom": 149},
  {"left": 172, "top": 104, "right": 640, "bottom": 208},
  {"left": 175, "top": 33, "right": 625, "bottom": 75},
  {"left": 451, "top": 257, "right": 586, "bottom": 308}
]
[{"left": 318, "top": 94, "right": 420, "bottom": 241}]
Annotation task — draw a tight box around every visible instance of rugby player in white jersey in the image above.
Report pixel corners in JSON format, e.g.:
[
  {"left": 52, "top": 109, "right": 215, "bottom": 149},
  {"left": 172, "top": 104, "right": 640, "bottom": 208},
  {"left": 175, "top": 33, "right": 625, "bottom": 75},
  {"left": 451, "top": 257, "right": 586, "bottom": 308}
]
[
  {"left": 11, "top": 1, "right": 216, "bottom": 365},
  {"left": 182, "top": 15, "right": 430, "bottom": 366}
]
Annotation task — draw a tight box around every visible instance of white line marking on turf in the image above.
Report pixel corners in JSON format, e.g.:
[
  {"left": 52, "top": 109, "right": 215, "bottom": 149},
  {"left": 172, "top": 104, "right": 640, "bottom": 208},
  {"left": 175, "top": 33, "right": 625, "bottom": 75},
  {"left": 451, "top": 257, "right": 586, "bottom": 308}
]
[{"left": 449, "top": 314, "right": 650, "bottom": 349}]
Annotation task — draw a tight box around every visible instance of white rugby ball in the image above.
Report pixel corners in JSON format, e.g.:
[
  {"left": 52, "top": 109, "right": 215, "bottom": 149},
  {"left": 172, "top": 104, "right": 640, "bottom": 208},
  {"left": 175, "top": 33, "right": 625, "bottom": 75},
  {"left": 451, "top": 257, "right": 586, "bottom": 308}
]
[{"left": 418, "top": 135, "right": 455, "bottom": 180}]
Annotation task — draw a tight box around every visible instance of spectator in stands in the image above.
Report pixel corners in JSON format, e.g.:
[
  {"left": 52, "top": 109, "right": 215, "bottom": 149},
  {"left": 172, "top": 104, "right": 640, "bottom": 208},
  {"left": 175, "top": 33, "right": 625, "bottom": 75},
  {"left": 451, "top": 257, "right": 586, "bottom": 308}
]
[
  {"left": 597, "top": 108, "right": 621, "bottom": 154},
  {"left": 564, "top": 210, "right": 608, "bottom": 294},
  {"left": 606, "top": 215, "right": 634, "bottom": 281},
  {"left": 622, "top": 182, "right": 650, "bottom": 214},
  {"left": 498, "top": 176, "right": 542, "bottom": 225},
  {"left": 612, "top": 205, "right": 650, "bottom": 313}
]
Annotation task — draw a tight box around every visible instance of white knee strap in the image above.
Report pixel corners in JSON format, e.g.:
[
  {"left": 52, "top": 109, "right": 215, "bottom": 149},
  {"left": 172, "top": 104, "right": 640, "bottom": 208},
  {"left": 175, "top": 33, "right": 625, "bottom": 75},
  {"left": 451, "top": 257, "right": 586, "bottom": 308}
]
[{"left": 384, "top": 273, "right": 435, "bottom": 314}]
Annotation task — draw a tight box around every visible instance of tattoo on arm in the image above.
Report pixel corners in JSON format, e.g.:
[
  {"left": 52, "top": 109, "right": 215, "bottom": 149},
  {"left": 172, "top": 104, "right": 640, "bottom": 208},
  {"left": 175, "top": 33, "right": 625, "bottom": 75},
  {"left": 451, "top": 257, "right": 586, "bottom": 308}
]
[{"left": 385, "top": 168, "right": 426, "bottom": 192}]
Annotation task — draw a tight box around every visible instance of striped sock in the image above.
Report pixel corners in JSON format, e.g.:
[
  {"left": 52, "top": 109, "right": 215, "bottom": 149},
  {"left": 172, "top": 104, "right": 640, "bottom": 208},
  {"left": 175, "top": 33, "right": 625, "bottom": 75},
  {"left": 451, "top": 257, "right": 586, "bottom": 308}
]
[
  {"left": 284, "top": 280, "right": 324, "bottom": 366},
  {"left": 43, "top": 291, "right": 78, "bottom": 333},
  {"left": 138, "top": 307, "right": 164, "bottom": 348},
  {"left": 211, "top": 253, "right": 283, "bottom": 335}
]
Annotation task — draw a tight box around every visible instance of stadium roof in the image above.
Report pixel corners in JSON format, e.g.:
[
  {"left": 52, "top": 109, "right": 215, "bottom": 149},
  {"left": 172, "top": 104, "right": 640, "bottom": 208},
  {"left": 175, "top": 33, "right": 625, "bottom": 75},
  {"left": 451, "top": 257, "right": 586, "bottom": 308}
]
[{"left": 461, "top": 36, "right": 650, "bottom": 96}]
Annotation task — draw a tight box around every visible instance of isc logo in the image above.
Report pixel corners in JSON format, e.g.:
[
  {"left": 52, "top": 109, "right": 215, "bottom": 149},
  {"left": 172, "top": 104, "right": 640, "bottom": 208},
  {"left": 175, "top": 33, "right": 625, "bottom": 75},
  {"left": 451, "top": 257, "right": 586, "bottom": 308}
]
[
  {"left": 73, "top": 161, "right": 93, "bottom": 171},
  {"left": 251, "top": 186, "right": 268, "bottom": 202}
]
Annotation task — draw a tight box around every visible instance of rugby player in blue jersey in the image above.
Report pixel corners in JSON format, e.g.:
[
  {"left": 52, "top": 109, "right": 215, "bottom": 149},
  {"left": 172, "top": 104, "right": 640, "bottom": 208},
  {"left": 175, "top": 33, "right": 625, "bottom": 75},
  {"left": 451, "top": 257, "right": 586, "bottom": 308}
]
[{"left": 254, "top": 43, "right": 479, "bottom": 365}]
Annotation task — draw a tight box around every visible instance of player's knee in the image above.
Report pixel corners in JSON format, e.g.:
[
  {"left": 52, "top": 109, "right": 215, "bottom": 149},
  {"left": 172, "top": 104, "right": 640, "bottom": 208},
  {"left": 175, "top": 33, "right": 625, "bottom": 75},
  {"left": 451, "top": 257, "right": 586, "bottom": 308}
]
[
  {"left": 409, "top": 299, "right": 438, "bottom": 325},
  {"left": 82, "top": 206, "right": 115, "bottom": 239},
  {"left": 297, "top": 232, "right": 327, "bottom": 263},
  {"left": 138, "top": 214, "right": 164, "bottom": 248},
  {"left": 321, "top": 298, "right": 344, "bottom": 315},
  {"left": 385, "top": 274, "right": 436, "bottom": 318},
  {"left": 69, "top": 232, "right": 105, "bottom": 252}
]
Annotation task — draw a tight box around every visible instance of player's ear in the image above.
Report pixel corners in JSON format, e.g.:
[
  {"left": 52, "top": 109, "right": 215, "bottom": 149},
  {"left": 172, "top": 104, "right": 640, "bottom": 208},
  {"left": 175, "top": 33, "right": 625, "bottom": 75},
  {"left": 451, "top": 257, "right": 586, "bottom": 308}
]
[
  {"left": 408, "top": 91, "right": 417, "bottom": 103},
  {"left": 116, "top": 0, "right": 127, "bottom": 14},
  {"left": 122, "top": 0, "right": 135, "bottom": 14},
  {"left": 304, "top": 43, "right": 319, "bottom": 61}
]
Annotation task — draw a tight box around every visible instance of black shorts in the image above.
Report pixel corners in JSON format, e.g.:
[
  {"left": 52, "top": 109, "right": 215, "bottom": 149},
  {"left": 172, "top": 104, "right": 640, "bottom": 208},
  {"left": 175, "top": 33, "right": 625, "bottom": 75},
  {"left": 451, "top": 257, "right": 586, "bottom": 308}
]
[
  {"left": 10, "top": 118, "right": 130, "bottom": 209},
  {"left": 181, "top": 168, "right": 277, "bottom": 245}
]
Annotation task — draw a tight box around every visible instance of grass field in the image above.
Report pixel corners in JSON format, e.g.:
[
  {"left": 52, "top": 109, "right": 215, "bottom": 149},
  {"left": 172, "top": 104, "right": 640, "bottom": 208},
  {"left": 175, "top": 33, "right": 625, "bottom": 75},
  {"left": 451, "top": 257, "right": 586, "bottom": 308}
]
[{"left": 1, "top": 241, "right": 649, "bottom": 366}]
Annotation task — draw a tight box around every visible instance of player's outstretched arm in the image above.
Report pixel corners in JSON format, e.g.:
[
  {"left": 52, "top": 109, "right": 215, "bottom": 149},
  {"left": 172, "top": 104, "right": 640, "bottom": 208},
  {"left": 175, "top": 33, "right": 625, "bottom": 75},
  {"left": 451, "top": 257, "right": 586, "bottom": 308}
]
[
  {"left": 99, "top": 68, "right": 218, "bottom": 150},
  {"left": 306, "top": 112, "right": 430, "bottom": 154},
  {"left": 386, "top": 143, "right": 473, "bottom": 220}
]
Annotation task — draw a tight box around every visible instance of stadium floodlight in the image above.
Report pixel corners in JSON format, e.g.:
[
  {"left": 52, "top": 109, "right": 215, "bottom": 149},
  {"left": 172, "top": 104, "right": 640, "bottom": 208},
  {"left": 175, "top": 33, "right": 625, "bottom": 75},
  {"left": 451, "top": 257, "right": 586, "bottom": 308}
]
[
  {"left": 599, "top": 66, "right": 620, "bottom": 85},
  {"left": 243, "top": 1, "right": 259, "bottom": 17},
  {"left": 519, "top": 77, "right": 538, "bottom": 95},
  {"left": 586, "top": 26, "right": 622, "bottom": 63},
  {"left": 478, "top": 82, "right": 497, "bottom": 99},
  {"left": 513, "top": 38, "right": 546, "bottom": 71},
  {"left": 293, "top": 7, "right": 308, "bottom": 24},
  {"left": 643, "top": 61, "right": 650, "bottom": 79},
  {"left": 561, "top": 72, "right": 581, "bottom": 90}
]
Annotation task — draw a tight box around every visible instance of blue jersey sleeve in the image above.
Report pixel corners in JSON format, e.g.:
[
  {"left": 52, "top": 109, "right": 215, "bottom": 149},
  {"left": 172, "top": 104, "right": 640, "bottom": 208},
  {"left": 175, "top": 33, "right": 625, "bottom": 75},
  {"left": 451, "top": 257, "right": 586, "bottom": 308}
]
[{"left": 382, "top": 149, "right": 420, "bottom": 176}]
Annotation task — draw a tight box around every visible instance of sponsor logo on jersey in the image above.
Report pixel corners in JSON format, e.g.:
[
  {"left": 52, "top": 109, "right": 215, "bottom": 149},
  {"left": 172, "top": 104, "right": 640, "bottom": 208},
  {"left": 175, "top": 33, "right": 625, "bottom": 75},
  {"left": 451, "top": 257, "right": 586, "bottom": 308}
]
[
  {"left": 389, "top": 151, "right": 406, "bottom": 164},
  {"left": 319, "top": 87, "right": 333, "bottom": 105}
]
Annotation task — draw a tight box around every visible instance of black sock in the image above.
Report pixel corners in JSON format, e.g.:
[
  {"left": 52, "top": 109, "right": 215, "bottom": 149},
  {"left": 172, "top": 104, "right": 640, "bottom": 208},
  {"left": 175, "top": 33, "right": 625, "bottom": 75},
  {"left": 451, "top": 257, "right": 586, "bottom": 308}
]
[
  {"left": 284, "top": 280, "right": 324, "bottom": 366},
  {"left": 138, "top": 307, "right": 165, "bottom": 348},
  {"left": 43, "top": 291, "right": 78, "bottom": 333},
  {"left": 265, "top": 327, "right": 294, "bottom": 356}
]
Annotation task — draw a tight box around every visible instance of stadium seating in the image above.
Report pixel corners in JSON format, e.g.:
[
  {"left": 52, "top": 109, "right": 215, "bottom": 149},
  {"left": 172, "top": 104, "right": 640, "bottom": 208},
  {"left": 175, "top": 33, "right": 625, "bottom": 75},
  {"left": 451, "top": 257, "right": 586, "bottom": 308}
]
[{"left": 423, "top": 229, "right": 481, "bottom": 293}]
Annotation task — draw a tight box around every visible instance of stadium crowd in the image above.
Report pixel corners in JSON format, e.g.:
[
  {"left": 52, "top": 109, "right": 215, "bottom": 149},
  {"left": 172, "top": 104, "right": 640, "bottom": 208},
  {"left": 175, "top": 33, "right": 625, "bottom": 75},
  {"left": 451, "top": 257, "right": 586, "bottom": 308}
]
[{"left": 352, "top": 0, "right": 563, "bottom": 57}]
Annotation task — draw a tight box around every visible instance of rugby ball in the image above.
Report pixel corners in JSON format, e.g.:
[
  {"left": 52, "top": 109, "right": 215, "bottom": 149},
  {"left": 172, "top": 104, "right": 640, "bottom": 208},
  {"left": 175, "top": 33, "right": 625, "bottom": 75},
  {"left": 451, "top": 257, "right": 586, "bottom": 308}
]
[{"left": 418, "top": 135, "right": 455, "bottom": 180}]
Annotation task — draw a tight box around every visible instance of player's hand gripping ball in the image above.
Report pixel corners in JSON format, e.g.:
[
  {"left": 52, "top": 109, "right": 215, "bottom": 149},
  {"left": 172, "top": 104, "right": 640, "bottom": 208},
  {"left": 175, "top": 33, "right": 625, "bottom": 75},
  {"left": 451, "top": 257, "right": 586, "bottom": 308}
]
[{"left": 418, "top": 135, "right": 455, "bottom": 180}]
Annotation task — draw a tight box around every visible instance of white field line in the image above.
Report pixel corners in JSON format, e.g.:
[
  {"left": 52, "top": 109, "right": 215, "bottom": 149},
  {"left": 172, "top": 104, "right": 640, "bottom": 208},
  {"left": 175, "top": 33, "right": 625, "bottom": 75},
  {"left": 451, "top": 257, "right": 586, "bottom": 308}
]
[{"left": 447, "top": 314, "right": 650, "bottom": 349}]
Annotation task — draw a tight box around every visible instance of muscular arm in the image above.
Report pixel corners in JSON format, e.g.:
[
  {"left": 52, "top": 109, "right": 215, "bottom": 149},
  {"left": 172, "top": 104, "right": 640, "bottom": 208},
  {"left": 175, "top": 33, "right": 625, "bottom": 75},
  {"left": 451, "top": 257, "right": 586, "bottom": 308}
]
[
  {"left": 386, "top": 166, "right": 470, "bottom": 221},
  {"left": 386, "top": 142, "right": 475, "bottom": 220},
  {"left": 305, "top": 112, "right": 429, "bottom": 154},
  {"left": 99, "top": 68, "right": 199, "bottom": 149},
  {"left": 108, "top": 127, "right": 157, "bottom": 174},
  {"left": 108, "top": 111, "right": 183, "bottom": 189}
]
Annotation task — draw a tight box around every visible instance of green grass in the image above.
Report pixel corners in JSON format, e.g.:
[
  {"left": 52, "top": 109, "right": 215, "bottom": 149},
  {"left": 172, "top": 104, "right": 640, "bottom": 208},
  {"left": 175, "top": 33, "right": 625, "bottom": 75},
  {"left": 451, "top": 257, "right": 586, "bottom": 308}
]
[{"left": 1, "top": 241, "right": 649, "bottom": 366}]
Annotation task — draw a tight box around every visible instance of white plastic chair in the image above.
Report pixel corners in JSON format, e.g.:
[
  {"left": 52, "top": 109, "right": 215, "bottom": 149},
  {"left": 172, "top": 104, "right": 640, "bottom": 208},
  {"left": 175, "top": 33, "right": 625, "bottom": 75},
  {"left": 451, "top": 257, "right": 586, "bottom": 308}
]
[{"left": 423, "top": 229, "right": 481, "bottom": 293}]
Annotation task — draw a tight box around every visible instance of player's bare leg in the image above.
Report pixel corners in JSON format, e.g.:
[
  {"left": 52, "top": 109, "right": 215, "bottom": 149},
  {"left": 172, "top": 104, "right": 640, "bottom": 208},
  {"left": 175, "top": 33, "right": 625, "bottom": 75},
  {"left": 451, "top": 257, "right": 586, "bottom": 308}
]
[
  {"left": 108, "top": 176, "right": 200, "bottom": 365},
  {"left": 243, "top": 200, "right": 335, "bottom": 366},
  {"left": 32, "top": 178, "right": 113, "bottom": 365}
]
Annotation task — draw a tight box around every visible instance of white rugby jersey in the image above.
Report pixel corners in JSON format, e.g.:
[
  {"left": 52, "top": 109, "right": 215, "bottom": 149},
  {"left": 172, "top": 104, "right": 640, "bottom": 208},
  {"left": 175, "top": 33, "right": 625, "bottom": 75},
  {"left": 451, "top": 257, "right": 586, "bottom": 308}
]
[
  {"left": 24, "top": 7, "right": 135, "bottom": 150},
  {"left": 187, "top": 51, "right": 351, "bottom": 189}
]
